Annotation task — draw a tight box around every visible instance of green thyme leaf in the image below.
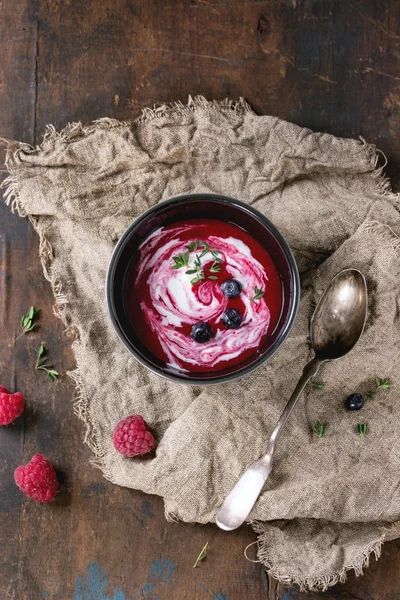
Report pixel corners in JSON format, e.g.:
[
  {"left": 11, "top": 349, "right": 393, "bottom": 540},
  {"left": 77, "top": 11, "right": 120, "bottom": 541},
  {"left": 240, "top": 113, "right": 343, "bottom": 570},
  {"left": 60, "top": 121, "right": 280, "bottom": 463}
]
[
  {"left": 312, "top": 382, "right": 324, "bottom": 390},
  {"left": 252, "top": 286, "right": 265, "bottom": 301},
  {"left": 193, "top": 542, "right": 209, "bottom": 568},
  {"left": 171, "top": 253, "right": 190, "bottom": 269},
  {"left": 47, "top": 370, "right": 59, "bottom": 382},
  {"left": 190, "top": 272, "right": 205, "bottom": 285},
  {"left": 210, "top": 261, "right": 222, "bottom": 273},
  {"left": 376, "top": 377, "right": 391, "bottom": 391},
  {"left": 208, "top": 276, "right": 218, "bottom": 280},
  {"left": 193, "top": 255, "right": 202, "bottom": 269},
  {"left": 367, "top": 390, "right": 375, "bottom": 399},
  {"left": 186, "top": 240, "right": 200, "bottom": 252},
  {"left": 35, "top": 345, "right": 59, "bottom": 382},
  {"left": 36, "top": 344, "right": 45, "bottom": 357},
  {"left": 210, "top": 249, "right": 223, "bottom": 262},
  {"left": 185, "top": 269, "right": 198, "bottom": 275},
  {"left": 20, "top": 306, "right": 40, "bottom": 334},
  {"left": 199, "top": 242, "right": 210, "bottom": 258},
  {"left": 357, "top": 423, "right": 368, "bottom": 437},
  {"left": 313, "top": 420, "right": 328, "bottom": 438}
]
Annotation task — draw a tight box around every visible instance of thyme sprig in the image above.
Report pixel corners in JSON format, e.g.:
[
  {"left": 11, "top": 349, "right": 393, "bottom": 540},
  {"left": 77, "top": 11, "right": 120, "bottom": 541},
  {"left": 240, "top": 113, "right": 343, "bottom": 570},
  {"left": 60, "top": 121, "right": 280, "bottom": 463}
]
[
  {"left": 35, "top": 344, "right": 59, "bottom": 382},
  {"left": 199, "top": 242, "right": 210, "bottom": 258},
  {"left": 21, "top": 306, "right": 40, "bottom": 334},
  {"left": 210, "top": 249, "right": 223, "bottom": 262},
  {"left": 186, "top": 240, "right": 200, "bottom": 252},
  {"left": 193, "top": 542, "right": 209, "bottom": 568},
  {"left": 357, "top": 423, "right": 368, "bottom": 438},
  {"left": 186, "top": 254, "right": 205, "bottom": 285},
  {"left": 313, "top": 420, "right": 328, "bottom": 438},
  {"left": 376, "top": 377, "right": 391, "bottom": 391},
  {"left": 367, "top": 376, "right": 391, "bottom": 399},
  {"left": 252, "top": 286, "right": 265, "bottom": 302},
  {"left": 311, "top": 382, "right": 324, "bottom": 390},
  {"left": 209, "top": 261, "right": 222, "bottom": 274},
  {"left": 173, "top": 240, "right": 224, "bottom": 284},
  {"left": 172, "top": 250, "right": 190, "bottom": 270}
]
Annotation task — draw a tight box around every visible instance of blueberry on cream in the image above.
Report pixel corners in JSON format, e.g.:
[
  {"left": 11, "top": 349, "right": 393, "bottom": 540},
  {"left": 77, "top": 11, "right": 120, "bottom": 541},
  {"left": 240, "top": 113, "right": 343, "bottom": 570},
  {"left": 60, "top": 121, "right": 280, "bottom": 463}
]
[{"left": 221, "top": 278, "right": 242, "bottom": 298}]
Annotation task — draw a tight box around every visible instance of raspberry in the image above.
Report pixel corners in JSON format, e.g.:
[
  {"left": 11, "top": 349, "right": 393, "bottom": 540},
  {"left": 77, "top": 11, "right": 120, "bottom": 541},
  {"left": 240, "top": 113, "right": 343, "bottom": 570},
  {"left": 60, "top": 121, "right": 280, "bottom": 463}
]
[
  {"left": 14, "top": 454, "right": 58, "bottom": 503},
  {"left": 112, "top": 415, "right": 156, "bottom": 457},
  {"left": 0, "top": 386, "right": 24, "bottom": 425}
]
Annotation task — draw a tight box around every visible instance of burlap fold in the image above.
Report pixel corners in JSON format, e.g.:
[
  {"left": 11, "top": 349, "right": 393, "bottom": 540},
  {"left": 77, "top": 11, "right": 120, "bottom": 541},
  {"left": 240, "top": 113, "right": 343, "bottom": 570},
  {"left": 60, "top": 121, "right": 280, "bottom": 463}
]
[{"left": 3, "top": 97, "right": 400, "bottom": 591}]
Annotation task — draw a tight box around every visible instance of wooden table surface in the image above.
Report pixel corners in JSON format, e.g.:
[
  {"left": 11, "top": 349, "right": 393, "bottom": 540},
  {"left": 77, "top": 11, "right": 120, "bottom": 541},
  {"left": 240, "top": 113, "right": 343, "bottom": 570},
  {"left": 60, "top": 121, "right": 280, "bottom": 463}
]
[{"left": 1, "top": 1, "right": 400, "bottom": 598}]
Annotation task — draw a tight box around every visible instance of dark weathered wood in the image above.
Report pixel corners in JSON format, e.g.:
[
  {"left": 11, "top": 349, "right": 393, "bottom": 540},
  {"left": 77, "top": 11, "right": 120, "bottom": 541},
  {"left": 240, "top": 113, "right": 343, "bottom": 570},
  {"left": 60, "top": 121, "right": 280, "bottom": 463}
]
[
  {"left": 0, "top": 0, "right": 39, "bottom": 597},
  {"left": 1, "top": 0, "right": 400, "bottom": 598}
]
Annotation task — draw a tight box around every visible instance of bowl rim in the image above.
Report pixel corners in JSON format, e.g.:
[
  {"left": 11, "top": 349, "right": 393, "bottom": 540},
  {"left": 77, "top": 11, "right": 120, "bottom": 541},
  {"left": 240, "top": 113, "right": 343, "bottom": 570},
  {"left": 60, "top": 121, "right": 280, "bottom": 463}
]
[{"left": 106, "top": 193, "right": 300, "bottom": 385}]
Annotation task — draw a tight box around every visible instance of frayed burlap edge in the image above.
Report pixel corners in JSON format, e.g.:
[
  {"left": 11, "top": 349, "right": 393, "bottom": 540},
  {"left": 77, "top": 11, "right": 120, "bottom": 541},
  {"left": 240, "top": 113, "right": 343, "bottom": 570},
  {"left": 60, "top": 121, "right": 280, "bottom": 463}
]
[
  {"left": 2, "top": 96, "right": 400, "bottom": 591},
  {"left": 251, "top": 520, "right": 389, "bottom": 592}
]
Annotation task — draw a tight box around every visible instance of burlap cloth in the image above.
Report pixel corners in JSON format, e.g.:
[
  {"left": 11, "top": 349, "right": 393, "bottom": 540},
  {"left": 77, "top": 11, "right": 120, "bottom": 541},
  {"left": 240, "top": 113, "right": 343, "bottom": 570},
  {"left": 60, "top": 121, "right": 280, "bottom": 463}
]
[{"left": 3, "top": 97, "right": 400, "bottom": 591}]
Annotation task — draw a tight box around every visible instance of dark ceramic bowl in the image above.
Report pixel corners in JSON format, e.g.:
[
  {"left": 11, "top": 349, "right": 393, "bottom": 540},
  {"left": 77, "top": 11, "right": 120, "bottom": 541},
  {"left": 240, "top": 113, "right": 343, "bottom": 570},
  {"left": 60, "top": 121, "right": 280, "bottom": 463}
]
[{"left": 106, "top": 194, "right": 300, "bottom": 385}]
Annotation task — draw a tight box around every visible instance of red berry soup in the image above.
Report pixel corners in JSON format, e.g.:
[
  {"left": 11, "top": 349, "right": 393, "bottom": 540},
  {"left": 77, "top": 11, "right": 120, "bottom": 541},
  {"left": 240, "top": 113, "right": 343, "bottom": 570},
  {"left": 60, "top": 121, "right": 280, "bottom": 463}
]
[{"left": 124, "top": 219, "right": 283, "bottom": 373}]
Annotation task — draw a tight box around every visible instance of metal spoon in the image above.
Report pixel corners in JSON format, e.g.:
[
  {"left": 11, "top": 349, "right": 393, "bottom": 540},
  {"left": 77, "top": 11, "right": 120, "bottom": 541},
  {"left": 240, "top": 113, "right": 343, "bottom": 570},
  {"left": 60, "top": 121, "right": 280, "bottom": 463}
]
[{"left": 216, "top": 268, "right": 367, "bottom": 531}]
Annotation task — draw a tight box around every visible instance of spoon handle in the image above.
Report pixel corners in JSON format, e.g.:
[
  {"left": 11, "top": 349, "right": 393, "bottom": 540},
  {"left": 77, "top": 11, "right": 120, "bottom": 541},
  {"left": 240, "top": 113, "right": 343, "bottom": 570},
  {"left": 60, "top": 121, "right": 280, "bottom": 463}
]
[
  {"left": 215, "top": 357, "right": 323, "bottom": 531},
  {"left": 268, "top": 357, "right": 322, "bottom": 449}
]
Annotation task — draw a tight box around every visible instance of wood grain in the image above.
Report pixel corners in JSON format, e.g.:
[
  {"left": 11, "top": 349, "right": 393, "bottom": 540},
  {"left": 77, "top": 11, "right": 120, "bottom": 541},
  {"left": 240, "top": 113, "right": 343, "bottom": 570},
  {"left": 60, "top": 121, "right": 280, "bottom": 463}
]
[{"left": 1, "top": 0, "right": 400, "bottom": 598}]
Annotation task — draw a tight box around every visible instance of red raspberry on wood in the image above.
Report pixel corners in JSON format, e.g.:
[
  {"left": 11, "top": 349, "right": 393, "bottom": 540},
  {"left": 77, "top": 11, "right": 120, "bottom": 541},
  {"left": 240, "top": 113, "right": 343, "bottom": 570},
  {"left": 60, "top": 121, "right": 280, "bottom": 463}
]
[
  {"left": 112, "top": 415, "right": 156, "bottom": 457},
  {"left": 0, "top": 385, "right": 24, "bottom": 425},
  {"left": 14, "top": 454, "right": 59, "bottom": 503}
]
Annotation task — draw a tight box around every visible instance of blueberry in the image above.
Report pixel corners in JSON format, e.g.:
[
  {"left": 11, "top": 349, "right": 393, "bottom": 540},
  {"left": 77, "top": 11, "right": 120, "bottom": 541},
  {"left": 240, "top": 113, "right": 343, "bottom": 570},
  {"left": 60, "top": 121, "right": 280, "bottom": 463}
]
[
  {"left": 345, "top": 393, "right": 364, "bottom": 411},
  {"left": 221, "top": 279, "right": 242, "bottom": 298},
  {"left": 190, "top": 322, "right": 213, "bottom": 343},
  {"left": 221, "top": 308, "right": 242, "bottom": 329}
]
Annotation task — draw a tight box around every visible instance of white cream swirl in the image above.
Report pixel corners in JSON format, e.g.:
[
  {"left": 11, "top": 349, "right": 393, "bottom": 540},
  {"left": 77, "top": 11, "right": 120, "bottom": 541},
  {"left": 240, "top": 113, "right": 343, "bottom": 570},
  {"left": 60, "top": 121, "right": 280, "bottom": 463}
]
[{"left": 138, "top": 226, "right": 271, "bottom": 369}]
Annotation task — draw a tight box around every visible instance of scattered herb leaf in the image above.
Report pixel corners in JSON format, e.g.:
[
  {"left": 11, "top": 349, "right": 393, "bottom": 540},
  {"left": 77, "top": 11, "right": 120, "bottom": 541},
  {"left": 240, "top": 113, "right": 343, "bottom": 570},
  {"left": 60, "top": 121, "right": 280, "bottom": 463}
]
[
  {"left": 210, "top": 261, "right": 222, "bottom": 273},
  {"left": 176, "top": 241, "right": 224, "bottom": 282},
  {"left": 193, "top": 255, "right": 202, "bottom": 270},
  {"left": 193, "top": 542, "right": 209, "bottom": 568},
  {"left": 36, "top": 344, "right": 45, "bottom": 357},
  {"left": 252, "top": 286, "right": 265, "bottom": 302},
  {"left": 312, "top": 382, "right": 324, "bottom": 390},
  {"left": 210, "top": 249, "right": 223, "bottom": 262},
  {"left": 46, "top": 369, "right": 59, "bottom": 382},
  {"left": 357, "top": 423, "right": 368, "bottom": 437},
  {"left": 20, "top": 306, "right": 40, "bottom": 334},
  {"left": 313, "top": 420, "right": 328, "bottom": 438},
  {"left": 186, "top": 240, "right": 200, "bottom": 252},
  {"left": 190, "top": 273, "right": 205, "bottom": 285},
  {"left": 376, "top": 377, "right": 391, "bottom": 391},
  {"left": 171, "top": 253, "right": 190, "bottom": 270},
  {"left": 35, "top": 344, "right": 59, "bottom": 382},
  {"left": 208, "top": 276, "right": 218, "bottom": 280},
  {"left": 367, "top": 376, "right": 391, "bottom": 399},
  {"left": 199, "top": 242, "right": 210, "bottom": 258}
]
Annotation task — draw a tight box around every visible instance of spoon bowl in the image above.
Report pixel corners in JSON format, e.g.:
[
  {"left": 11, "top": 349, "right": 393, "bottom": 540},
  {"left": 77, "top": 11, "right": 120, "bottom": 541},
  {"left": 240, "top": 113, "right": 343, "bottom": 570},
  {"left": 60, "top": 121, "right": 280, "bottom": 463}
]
[{"left": 311, "top": 269, "right": 368, "bottom": 360}]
